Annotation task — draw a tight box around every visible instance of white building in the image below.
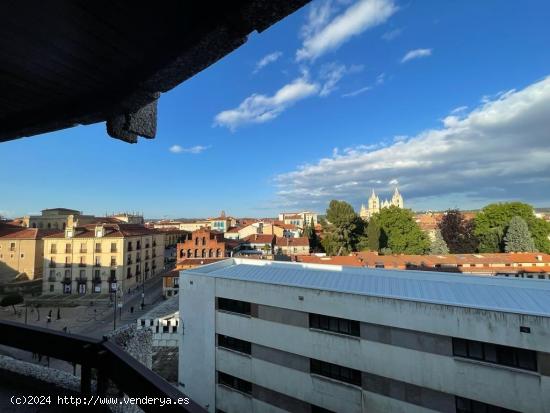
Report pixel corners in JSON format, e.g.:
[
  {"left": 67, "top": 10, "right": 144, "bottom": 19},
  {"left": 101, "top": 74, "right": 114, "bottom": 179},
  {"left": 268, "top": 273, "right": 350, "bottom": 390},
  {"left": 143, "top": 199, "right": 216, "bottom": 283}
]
[
  {"left": 138, "top": 296, "right": 180, "bottom": 347},
  {"left": 179, "top": 258, "right": 550, "bottom": 413}
]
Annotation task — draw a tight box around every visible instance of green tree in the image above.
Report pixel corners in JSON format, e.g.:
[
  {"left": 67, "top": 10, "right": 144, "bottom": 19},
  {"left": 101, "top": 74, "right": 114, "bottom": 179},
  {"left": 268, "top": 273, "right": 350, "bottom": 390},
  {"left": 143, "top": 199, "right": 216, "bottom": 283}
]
[
  {"left": 322, "top": 200, "right": 362, "bottom": 255},
  {"left": 430, "top": 229, "right": 450, "bottom": 255},
  {"left": 474, "top": 202, "right": 550, "bottom": 253},
  {"left": 1, "top": 293, "right": 23, "bottom": 314},
  {"left": 374, "top": 206, "right": 430, "bottom": 254},
  {"left": 366, "top": 219, "right": 381, "bottom": 251},
  {"left": 306, "top": 217, "right": 322, "bottom": 252},
  {"left": 438, "top": 209, "right": 478, "bottom": 253},
  {"left": 504, "top": 216, "right": 537, "bottom": 252}
]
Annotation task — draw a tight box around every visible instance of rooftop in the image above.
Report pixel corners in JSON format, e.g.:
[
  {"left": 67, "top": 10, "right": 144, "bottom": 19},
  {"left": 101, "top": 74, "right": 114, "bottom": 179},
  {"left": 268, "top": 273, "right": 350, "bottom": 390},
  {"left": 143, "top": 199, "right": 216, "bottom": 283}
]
[{"left": 183, "top": 258, "right": 550, "bottom": 318}]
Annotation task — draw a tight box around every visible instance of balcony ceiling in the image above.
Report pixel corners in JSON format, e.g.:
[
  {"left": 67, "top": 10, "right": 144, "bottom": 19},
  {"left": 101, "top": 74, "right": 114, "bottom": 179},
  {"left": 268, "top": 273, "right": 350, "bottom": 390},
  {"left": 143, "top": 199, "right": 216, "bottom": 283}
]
[{"left": 0, "top": 0, "right": 309, "bottom": 144}]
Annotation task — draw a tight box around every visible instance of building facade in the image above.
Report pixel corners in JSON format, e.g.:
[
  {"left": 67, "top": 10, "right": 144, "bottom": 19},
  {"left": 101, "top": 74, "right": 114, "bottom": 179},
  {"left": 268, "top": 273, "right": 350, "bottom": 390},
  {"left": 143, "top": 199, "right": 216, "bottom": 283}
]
[
  {"left": 275, "top": 237, "right": 310, "bottom": 255},
  {"left": 22, "top": 208, "right": 96, "bottom": 229},
  {"left": 360, "top": 188, "right": 404, "bottom": 220},
  {"left": 177, "top": 228, "right": 232, "bottom": 261},
  {"left": 42, "top": 223, "right": 165, "bottom": 295},
  {"left": 180, "top": 258, "right": 550, "bottom": 413},
  {"left": 278, "top": 211, "right": 319, "bottom": 229},
  {"left": 0, "top": 224, "right": 51, "bottom": 282}
]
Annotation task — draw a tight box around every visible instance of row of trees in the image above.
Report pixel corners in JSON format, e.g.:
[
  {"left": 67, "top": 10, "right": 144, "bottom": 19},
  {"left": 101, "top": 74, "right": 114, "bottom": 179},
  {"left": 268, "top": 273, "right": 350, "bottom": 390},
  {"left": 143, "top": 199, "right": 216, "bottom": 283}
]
[{"left": 317, "top": 200, "right": 550, "bottom": 256}]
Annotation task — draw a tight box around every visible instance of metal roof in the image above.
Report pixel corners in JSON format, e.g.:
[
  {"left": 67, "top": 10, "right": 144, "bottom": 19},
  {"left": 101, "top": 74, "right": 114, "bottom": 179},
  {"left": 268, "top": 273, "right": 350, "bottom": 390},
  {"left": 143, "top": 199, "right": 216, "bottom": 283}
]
[{"left": 183, "top": 258, "right": 550, "bottom": 318}]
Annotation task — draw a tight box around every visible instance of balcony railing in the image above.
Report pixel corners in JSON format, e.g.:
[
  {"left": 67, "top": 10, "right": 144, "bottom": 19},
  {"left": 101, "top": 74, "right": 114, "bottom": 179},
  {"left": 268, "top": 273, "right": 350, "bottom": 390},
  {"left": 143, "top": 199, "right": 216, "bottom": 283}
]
[
  {"left": 0, "top": 320, "right": 205, "bottom": 413},
  {"left": 78, "top": 263, "right": 86, "bottom": 267}
]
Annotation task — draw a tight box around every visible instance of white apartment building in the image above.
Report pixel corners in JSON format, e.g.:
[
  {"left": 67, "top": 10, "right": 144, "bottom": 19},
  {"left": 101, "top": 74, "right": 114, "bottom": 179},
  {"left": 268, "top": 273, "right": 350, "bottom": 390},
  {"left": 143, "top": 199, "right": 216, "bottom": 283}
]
[{"left": 179, "top": 258, "right": 550, "bottom": 413}]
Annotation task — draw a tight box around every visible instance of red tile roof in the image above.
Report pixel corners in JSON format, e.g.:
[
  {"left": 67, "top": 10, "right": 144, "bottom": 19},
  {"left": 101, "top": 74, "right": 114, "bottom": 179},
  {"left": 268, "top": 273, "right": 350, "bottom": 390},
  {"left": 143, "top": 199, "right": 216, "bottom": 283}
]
[
  {"left": 0, "top": 224, "right": 57, "bottom": 239},
  {"left": 243, "top": 234, "right": 275, "bottom": 244},
  {"left": 275, "top": 237, "right": 309, "bottom": 247}
]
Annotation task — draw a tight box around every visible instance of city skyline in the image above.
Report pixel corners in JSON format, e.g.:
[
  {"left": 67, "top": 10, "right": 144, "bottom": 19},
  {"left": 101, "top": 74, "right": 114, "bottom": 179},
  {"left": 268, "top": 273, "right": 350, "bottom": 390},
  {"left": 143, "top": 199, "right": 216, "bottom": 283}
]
[{"left": 2, "top": 0, "right": 550, "bottom": 218}]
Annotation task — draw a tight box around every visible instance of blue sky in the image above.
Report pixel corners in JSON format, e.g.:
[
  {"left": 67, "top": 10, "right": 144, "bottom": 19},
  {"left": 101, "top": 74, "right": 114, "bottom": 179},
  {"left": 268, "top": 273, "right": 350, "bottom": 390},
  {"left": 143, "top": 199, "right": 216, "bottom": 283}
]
[{"left": 2, "top": 0, "right": 550, "bottom": 219}]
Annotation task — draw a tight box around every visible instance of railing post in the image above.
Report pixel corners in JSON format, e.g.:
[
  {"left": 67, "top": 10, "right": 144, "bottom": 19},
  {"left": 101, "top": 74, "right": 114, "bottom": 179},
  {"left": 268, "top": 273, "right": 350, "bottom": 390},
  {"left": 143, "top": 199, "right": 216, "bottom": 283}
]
[
  {"left": 96, "top": 350, "right": 109, "bottom": 395},
  {"left": 81, "top": 344, "right": 93, "bottom": 395}
]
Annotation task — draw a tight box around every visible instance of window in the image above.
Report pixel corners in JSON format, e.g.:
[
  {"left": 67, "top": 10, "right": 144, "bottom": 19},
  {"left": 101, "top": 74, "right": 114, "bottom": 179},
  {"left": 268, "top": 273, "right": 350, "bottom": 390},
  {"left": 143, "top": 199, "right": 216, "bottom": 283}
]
[
  {"left": 309, "top": 313, "right": 360, "bottom": 337},
  {"left": 217, "top": 335, "right": 251, "bottom": 354},
  {"left": 80, "top": 270, "right": 86, "bottom": 278},
  {"left": 95, "top": 243, "right": 101, "bottom": 253},
  {"left": 217, "top": 297, "right": 251, "bottom": 315},
  {"left": 310, "top": 359, "right": 361, "bottom": 386},
  {"left": 111, "top": 257, "right": 116, "bottom": 266},
  {"left": 50, "top": 244, "right": 57, "bottom": 253},
  {"left": 20, "top": 253, "right": 24, "bottom": 258},
  {"left": 49, "top": 285, "right": 54, "bottom": 292},
  {"left": 80, "top": 243, "right": 87, "bottom": 253},
  {"left": 64, "top": 269, "right": 71, "bottom": 277},
  {"left": 65, "top": 243, "right": 71, "bottom": 253},
  {"left": 111, "top": 242, "right": 117, "bottom": 252},
  {"left": 95, "top": 257, "right": 101, "bottom": 266},
  {"left": 455, "top": 396, "right": 519, "bottom": 413},
  {"left": 217, "top": 372, "right": 252, "bottom": 394},
  {"left": 452, "top": 338, "right": 537, "bottom": 371}
]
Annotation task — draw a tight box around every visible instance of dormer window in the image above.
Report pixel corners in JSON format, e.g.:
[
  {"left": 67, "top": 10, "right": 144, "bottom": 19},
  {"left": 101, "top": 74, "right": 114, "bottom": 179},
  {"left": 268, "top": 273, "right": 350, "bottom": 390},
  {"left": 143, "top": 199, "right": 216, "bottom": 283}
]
[{"left": 95, "top": 226, "right": 104, "bottom": 238}]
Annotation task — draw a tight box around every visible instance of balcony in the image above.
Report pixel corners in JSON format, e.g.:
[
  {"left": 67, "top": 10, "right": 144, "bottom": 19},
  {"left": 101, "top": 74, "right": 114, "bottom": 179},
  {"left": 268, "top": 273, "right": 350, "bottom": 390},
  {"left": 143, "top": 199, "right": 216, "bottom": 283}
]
[
  {"left": 0, "top": 320, "right": 203, "bottom": 413},
  {"left": 78, "top": 263, "right": 87, "bottom": 267}
]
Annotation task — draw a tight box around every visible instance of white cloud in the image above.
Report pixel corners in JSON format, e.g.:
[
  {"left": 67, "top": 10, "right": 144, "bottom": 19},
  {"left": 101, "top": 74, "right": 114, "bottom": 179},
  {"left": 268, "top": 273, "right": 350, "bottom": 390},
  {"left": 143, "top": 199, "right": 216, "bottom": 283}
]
[
  {"left": 254, "top": 51, "right": 283, "bottom": 73},
  {"left": 401, "top": 48, "right": 433, "bottom": 63},
  {"left": 376, "top": 73, "right": 386, "bottom": 85},
  {"left": 297, "top": 0, "right": 398, "bottom": 62},
  {"left": 319, "top": 62, "right": 362, "bottom": 97},
  {"left": 451, "top": 105, "right": 468, "bottom": 114},
  {"left": 342, "top": 85, "right": 371, "bottom": 98},
  {"left": 169, "top": 145, "right": 210, "bottom": 154},
  {"left": 274, "top": 76, "right": 550, "bottom": 210},
  {"left": 214, "top": 78, "right": 319, "bottom": 130},
  {"left": 381, "top": 27, "right": 402, "bottom": 41}
]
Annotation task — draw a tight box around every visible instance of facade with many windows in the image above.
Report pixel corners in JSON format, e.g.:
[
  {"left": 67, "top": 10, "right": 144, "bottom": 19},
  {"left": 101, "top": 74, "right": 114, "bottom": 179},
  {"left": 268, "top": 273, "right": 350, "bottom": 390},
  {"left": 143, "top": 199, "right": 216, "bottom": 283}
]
[
  {"left": 180, "top": 258, "right": 550, "bottom": 413},
  {"left": 42, "top": 223, "right": 165, "bottom": 295}
]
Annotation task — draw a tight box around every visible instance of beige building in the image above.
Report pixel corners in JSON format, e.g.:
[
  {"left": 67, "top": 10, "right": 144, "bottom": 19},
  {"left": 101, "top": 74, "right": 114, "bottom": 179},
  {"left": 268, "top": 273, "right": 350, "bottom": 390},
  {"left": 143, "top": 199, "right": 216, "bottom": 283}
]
[
  {"left": 22, "top": 208, "right": 96, "bottom": 229},
  {"left": 278, "top": 211, "right": 318, "bottom": 229},
  {"left": 0, "top": 224, "right": 52, "bottom": 282},
  {"left": 360, "top": 187, "right": 404, "bottom": 220},
  {"left": 275, "top": 236, "right": 310, "bottom": 255},
  {"left": 42, "top": 222, "right": 165, "bottom": 295}
]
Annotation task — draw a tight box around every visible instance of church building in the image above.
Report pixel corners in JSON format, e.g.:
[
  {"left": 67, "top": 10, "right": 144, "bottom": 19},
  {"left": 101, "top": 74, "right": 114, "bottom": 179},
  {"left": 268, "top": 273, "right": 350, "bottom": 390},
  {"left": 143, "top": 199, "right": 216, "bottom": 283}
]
[{"left": 360, "top": 188, "right": 404, "bottom": 220}]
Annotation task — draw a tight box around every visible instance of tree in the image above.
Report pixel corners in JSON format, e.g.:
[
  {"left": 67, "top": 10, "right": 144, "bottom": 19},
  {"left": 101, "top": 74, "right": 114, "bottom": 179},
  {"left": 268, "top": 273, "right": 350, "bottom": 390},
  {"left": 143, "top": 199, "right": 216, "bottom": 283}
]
[
  {"left": 430, "top": 229, "right": 450, "bottom": 255},
  {"left": 306, "top": 217, "right": 322, "bottom": 252},
  {"left": 438, "top": 209, "right": 478, "bottom": 253},
  {"left": 504, "top": 216, "right": 537, "bottom": 252},
  {"left": 322, "top": 200, "right": 363, "bottom": 255},
  {"left": 474, "top": 202, "right": 550, "bottom": 253},
  {"left": 1, "top": 293, "right": 23, "bottom": 314},
  {"left": 374, "top": 206, "right": 430, "bottom": 254},
  {"left": 366, "top": 219, "right": 381, "bottom": 251}
]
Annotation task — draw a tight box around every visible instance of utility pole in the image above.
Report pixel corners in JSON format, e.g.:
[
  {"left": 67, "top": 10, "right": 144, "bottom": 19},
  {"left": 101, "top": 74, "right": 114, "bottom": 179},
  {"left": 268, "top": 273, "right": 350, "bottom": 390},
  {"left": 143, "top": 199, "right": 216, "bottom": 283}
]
[{"left": 113, "top": 291, "right": 117, "bottom": 331}]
